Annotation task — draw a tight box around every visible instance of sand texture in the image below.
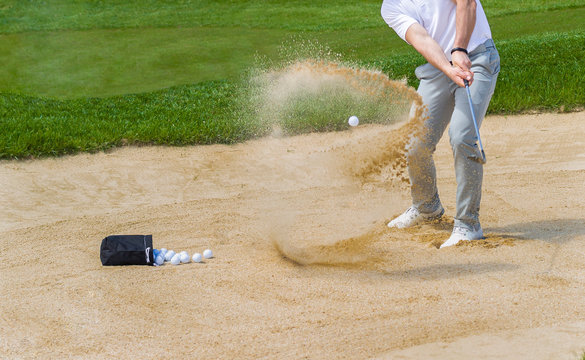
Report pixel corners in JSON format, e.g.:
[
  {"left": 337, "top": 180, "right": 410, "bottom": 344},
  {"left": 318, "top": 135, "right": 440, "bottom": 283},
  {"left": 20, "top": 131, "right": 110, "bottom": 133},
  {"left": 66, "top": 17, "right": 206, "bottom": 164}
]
[{"left": 1, "top": 112, "right": 585, "bottom": 359}]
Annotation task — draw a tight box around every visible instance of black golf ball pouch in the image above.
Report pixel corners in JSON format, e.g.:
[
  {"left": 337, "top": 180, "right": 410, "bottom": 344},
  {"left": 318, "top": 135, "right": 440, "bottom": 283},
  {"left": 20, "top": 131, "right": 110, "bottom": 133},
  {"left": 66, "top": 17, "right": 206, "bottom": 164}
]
[{"left": 100, "top": 234, "right": 155, "bottom": 266}]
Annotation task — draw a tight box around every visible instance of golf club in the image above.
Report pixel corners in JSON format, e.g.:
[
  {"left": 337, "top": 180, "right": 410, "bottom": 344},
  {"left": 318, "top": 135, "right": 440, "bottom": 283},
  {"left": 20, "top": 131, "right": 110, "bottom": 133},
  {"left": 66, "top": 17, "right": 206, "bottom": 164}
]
[{"left": 464, "top": 79, "right": 487, "bottom": 164}]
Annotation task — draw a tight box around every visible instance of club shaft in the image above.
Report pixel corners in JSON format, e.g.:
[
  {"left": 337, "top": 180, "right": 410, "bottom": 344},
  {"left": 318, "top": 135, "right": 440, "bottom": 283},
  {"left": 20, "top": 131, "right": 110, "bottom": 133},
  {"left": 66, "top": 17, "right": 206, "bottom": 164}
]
[{"left": 464, "top": 80, "right": 486, "bottom": 162}]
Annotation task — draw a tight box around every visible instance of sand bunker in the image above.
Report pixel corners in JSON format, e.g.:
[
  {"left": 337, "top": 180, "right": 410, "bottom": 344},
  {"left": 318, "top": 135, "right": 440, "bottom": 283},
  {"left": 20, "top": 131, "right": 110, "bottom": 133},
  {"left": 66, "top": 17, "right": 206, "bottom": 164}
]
[{"left": 1, "top": 112, "right": 585, "bottom": 359}]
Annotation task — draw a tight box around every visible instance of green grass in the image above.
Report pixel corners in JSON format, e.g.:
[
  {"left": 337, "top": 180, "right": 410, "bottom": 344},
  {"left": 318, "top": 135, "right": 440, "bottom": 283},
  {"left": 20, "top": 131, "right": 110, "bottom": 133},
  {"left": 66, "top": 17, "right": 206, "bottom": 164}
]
[
  {"left": 489, "top": 32, "right": 585, "bottom": 112},
  {"left": 1, "top": 0, "right": 584, "bottom": 34},
  {"left": 3, "top": 31, "right": 583, "bottom": 159},
  {"left": 1, "top": 0, "right": 584, "bottom": 159},
  {"left": 0, "top": 81, "right": 268, "bottom": 159},
  {"left": 0, "top": 26, "right": 289, "bottom": 98},
  {"left": 1, "top": 6, "right": 584, "bottom": 98}
]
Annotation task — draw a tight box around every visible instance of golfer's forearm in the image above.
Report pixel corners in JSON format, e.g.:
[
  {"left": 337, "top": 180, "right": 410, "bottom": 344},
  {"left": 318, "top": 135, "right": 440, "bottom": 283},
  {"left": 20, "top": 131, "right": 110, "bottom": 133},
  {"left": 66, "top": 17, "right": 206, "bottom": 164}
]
[
  {"left": 405, "top": 23, "right": 451, "bottom": 74},
  {"left": 453, "top": 0, "right": 476, "bottom": 49}
]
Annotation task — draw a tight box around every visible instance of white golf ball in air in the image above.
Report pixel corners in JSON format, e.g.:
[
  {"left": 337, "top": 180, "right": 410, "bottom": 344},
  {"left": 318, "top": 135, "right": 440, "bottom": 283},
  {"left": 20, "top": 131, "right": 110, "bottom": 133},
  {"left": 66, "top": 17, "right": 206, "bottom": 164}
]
[
  {"left": 192, "top": 253, "right": 202, "bottom": 263},
  {"left": 348, "top": 115, "right": 359, "bottom": 127},
  {"left": 171, "top": 253, "right": 181, "bottom": 265},
  {"left": 164, "top": 250, "right": 176, "bottom": 262},
  {"left": 180, "top": 251, "right": 190, "bottom": 263},
  {"left": 203, "top": 249, "right": 213, "bottom": 259},
  {"left": 155, "top": 255, "right": 164, "bottom": 266}
]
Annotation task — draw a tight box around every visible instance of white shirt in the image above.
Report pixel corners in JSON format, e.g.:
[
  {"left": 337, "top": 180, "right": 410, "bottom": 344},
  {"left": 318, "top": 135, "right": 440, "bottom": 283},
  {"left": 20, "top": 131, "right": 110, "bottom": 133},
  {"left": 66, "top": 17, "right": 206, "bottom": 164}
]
[{"left": 381, "top": 0, "right": 492, "bottom": 60}]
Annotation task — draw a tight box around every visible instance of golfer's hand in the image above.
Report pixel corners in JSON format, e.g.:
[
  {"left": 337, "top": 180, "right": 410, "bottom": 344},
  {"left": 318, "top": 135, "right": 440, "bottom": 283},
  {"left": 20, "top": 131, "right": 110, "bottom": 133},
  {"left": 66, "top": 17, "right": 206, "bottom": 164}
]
[
  {"left": 450, "top": 51, "right": 473, "bottom": 86},
  {"left": 446, "top": 64, "right": 473, "bottom": 87}
]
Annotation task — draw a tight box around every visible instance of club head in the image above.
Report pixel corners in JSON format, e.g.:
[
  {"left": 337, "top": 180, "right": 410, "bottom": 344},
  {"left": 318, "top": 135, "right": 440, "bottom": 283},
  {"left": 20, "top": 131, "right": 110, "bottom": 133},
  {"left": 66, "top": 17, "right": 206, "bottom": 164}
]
[{"left": 479, "top": 150, "right": 487, "bottom": 164}]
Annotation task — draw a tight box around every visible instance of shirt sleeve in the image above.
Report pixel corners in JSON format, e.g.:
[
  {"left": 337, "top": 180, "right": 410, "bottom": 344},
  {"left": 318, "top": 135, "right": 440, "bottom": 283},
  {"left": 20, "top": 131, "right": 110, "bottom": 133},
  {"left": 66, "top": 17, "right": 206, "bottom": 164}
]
[{"left": 380, "top": 1, "right": 419, "bottom": 43}]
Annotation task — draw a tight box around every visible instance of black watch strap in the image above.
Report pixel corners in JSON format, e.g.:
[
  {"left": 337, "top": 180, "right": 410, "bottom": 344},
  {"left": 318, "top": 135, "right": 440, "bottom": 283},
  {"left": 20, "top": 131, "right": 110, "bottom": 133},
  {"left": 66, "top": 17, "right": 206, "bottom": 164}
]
[{"left": 451, "top": 47, "right": 468, "bottom": 55}]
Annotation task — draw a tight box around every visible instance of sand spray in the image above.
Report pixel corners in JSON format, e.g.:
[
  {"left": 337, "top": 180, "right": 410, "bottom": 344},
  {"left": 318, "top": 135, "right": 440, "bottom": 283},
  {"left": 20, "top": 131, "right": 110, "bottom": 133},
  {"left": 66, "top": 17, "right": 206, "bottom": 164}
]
[{"left": 246, "top": 57, "right": 428, "bottom": 267}]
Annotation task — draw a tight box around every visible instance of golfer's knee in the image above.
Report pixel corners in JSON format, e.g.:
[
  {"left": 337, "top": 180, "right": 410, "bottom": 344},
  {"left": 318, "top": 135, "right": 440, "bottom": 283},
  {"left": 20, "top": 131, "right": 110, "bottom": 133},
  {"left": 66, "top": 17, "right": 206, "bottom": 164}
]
[
  {"left": 407, "top": 140, "right": 434, "bottom": 162},
  {"left": 450, "top": 131, "right": 479, "bottom": 158}
]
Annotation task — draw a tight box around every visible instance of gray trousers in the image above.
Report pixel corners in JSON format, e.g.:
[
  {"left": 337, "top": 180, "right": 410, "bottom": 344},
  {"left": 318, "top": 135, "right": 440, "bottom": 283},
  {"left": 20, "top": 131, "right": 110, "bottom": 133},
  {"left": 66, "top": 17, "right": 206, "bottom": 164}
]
[{"left": 408, "top": 39, "right": 500, "bottom": 231}]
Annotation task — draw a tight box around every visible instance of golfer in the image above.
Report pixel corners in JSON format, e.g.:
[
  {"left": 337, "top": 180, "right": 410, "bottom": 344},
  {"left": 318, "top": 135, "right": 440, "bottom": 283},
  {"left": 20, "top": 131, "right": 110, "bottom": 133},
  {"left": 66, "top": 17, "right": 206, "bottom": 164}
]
[{"left": 381, "top": 0, "right": 500, "bottom": 247}]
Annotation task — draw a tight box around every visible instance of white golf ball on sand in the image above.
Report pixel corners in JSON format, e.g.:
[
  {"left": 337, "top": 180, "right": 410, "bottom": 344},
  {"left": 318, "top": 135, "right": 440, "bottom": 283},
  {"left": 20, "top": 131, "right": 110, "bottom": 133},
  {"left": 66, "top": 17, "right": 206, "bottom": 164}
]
[
  {"left": 180, "top": 252, "right": 190, "bottom": 263},
  {"left": 164, "top": 250, "right": 175, "bottom": 262},
  {"left": 203, "top": 249, "right": 213, "bottom": 259},
  {"left": 192, "top": 253, "right": 202, "bottom": 263},
  {"left": 171, "top": 253, "right": 181, "bottom": 265},
  {"left": 348, "top": 115, "right": 359, "bottom": 127},
  {"left": 155, "top": 255, "right": 164, "bottom": 266}
]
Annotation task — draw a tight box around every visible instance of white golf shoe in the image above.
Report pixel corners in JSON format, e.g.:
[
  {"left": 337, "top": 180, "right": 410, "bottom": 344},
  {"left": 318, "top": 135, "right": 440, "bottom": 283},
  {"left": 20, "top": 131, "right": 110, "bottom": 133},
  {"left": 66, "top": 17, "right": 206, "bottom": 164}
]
[
  {"left": 440, "top": 225, "right": 484, "bottom": 248},
  {"left": 387, "top": 206, "right": 444, "bottom": 229}
]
